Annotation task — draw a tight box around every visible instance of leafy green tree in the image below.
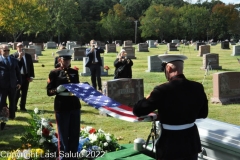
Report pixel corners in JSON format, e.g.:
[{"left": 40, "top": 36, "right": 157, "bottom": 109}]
[
  {"left": 99, "top": 3, "right": 133, "bottom": 41},
  {"left": 140, "top": 4, "right": 178, "bottom": 42},
  {"left": 152, "top": 0, "right": 185, "bottom": 8},
  {"left": 0, "top": 0, "right": 48, "bottom": 42}
]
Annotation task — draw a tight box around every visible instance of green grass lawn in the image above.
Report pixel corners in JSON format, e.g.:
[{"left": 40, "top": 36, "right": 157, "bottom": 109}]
[{"left": 1, "top": 43, "right": 240, "bottom": 154}]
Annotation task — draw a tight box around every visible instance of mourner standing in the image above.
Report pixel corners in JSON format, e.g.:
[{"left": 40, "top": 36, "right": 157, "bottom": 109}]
[
  {"left": 47, "top": 49, "right": 81, "bottom": 159},
  {"left": 85, "top": 39, "right": 104, "bottom": 92},
  {"left": 133, "top": 54, "right": 208, "bottom": 160},
  {"left": 114, "top": 49, "right": 133, "bottom": 79},
  {"left": 11, "top": 43, "right": 35, "bottom": 111}
]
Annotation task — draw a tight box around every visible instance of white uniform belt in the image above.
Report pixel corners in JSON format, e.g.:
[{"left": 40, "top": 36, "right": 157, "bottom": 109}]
[
  {"left": 162, "top": 123, "right": 194, "bottom": 130},
  {"left": 58, "top": 92, "right": 74, "bottom": 96}
]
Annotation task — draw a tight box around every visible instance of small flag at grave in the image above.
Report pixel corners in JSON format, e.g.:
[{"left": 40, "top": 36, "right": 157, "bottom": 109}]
[{"left": 63, "top": 83, "right": 158, "bottom": 122}]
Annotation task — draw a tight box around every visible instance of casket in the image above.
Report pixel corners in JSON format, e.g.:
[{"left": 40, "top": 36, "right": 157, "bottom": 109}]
[{"left": 143, "top": 119, "right": 240, "bottom": 160}]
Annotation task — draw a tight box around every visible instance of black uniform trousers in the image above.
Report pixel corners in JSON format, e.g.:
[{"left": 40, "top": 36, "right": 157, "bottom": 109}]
[
  {"left": 89, "top": 63, "right": 102, "bottom": 90},
  {"left": 55, "top": 108, "right": 80, "bottom": 159},
  {"left": 15, "top": 74, "right": 29, "bottom": 110}
]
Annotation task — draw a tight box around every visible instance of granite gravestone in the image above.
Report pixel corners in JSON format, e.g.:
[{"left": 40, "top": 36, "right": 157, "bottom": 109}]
[
  {"left": 115, "top": 40, "right": 122, "bottom": 46},
  {"left": 201, "top": 53, "right": 222, "bottom": 70},
  {"left": 23, "top": 48, "right": 38, "bottom": 63},
  {"left": 122, "top": 46, "right": 136, "bottom": 59},
  {"left": 146, "top": 55, "right": 162, "bottom": 72},
  {"left": 46, "top": 42, "right": 57, "bottom": 49},
  {"left": 124, "top": 41, "right": 133, "bottom": 47},
  {"left": 138, "top": 43, "right": 149, "bottom": 52},
  {"left": 196, "top": 42, "right": 206, "bottom": 51},
  {"left": 198, "top": 45, "right": 210, "bottom": 57},
  {"left": 231, "top": 46, "right": 240, "bottom": 56},
  {"left": 66, "top": 42, "right": 76, "bottom": 50},
  {"left": 80, "top": 57, "right": 108, "bottom": 76},
  {"left": 211, "top": 72, "right": 240, "bottom": 104},
  {"left": 29, "top": 45, "right": 42, "bottom": 56},
  {"left": 72, "top": 47, "right": 86, "bottom": 60},
  {"left": 22, "top": 41, "right": 29, "bottom": 48},
  {"left": 33, "top": 43, "right": 44, "bottom": 51},
  {"left": 221, "top": 41, "right": 230, "bottom": 49},
  {"left": 147, "top": 40, "right": 156, "bottom": 48},
  {"left": 167, "top": 43, "right": 178, "bottom": 51},
  {"left": 102, "top": 78, "right": 144, "bottom": 107},
  {"left": 172, "top": 39, "right": 180, "bottom": 43},
  {"left": 105, "top": 44, "right": 116, "bottom": 53}
]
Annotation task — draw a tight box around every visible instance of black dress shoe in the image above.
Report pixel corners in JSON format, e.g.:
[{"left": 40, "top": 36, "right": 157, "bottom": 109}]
[
  {"left": 20, "top": 108, "right": 27, "bottom": 112},
  {"left": 1, "top": 122, "right": 6, "bottom": 130}
]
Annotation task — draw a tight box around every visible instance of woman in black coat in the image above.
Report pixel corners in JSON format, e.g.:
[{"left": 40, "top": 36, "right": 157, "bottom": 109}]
[{"left": 113, "top": 49, "right": 133, "bottom": 79}]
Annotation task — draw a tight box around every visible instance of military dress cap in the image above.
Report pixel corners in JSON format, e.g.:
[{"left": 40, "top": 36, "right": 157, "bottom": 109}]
[
  {"left": 17, "top": 43, "right": 23, "bottom": 47},
  {"left": 56, "top": 49, "right": 74, "bottom": 60},
  {"left": 158, "top": 54, "right": 188, "bottom": 71}
]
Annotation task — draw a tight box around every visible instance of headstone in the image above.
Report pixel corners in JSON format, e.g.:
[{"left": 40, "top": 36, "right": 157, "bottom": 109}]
[
  {"left": 80, "top": 57, "right": 108, "bottom": 76},
  {"left": 196, "top": 42, "right": 206, "bottom": 51},
  {"left": 146, "top": 55, "right": 162, "bottom": 72},
  {"left": 22, "top": 41, "right": 29, "bottom": 48},
  {"left": 72, "top": 47, "right": 86, "bottom": 60},
  {"left": 33, "top": 43, "right": 44, "bottom": 51},
  {"left": 231, "top": 46, "right": 240, "bottom": 56},
  {"left": 221, "top": 41, "right": 230, "bottom": 49},
  {"left": 115, "top": 40, "right": 122, "bottom": 46},
  {"left": 98, "top": 41, "right": 105, "bottom": 49},
  {"left": 211, "top": 72, "right": 240, "bottom": 104},
  {"left": 138, "top": 43, "right": 149, "bottom": 52},
  {"left": 23, "top": 48, "right": 38, "bottom": 63},
  {"left": 124, "top": 41, "right": 132, "bottom": 47},
  {"left": 172, "top": 39, "right": 180, "bottom": 43},
  {"left": 147, "top": 40, "right": 156, "bottom": 48},
  {"left": 69, "top": 44, "right": 80, "bottom": 50},
  {"left": 105, "top": 44, "right": 116, "bottom": 53},
  {"left": 122, "top": 46, "right": 136, "bottom": 59},
  {"left": 102, "top": 78, "right": 144, "bottom": 107},
  {"left": 46, "top": 42, "right": 57, "bottom": 49},
  {"left": 66, "top": 42, "right": 76, "bottom": 50},
  {"left": 167, "top": 43, "right": 178, "bottom": 51},
  {"left": 230, "top": 41, "right": 236, "bottom": 45},
  {"left": 29, "top": 45, "right": 42, "bottom": 56},
  {"left": 201, "top": 53, "right": 222, "bottom": 70},
  {"left": 198, "top": 45, "right": 210, "bottom": 57}
]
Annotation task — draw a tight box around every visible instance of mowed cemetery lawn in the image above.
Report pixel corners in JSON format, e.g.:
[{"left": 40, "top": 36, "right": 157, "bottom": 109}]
[{"left": 1, "top": 43, "right": 240, "bottom": 152}]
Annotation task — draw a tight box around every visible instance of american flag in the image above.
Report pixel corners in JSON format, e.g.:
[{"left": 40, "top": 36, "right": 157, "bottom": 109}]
[{"left": 63, "top": 83, "right": 158, "bottom": 122}]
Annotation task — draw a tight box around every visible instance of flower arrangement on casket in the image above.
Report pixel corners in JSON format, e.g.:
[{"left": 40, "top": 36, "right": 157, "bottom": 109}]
[
  {"left": 78, "top": 126, "right": 121, "bottom": 157},
  {"left": 104, "top": 66, "right": 110, "bottom": 71},
  {"left": 20, "top": 108, "right": 58, "bottom": 153}
]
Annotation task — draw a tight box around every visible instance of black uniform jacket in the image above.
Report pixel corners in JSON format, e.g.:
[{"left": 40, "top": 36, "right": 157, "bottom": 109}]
[
  {"left": 133, "top": 74, "right": 208, "bottom": 159},
  {"left": 47, "top": 67, "right": 81, "bottom": 112}
]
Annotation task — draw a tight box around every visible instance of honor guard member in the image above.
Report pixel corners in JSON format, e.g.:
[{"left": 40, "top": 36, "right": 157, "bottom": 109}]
[
  {"left": 47, "top": 49, "right": 81, "bottom": 159},
  {"left": 133, "top": 54, "right": 208, "bottom": 160}
]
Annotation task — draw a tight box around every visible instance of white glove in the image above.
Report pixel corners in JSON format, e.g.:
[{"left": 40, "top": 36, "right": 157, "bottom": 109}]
[{"left": 57, "top": 85, "right": 66, "bottom": 93}]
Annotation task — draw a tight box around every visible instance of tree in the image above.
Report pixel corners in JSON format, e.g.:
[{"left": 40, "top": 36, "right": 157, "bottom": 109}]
[
  {"left": 140, "top": 4, "right": 178, "bottom": 42},
  {"left": 99, "top": 3, "right": 133, "bottom": 41},
  {"left": 152, "top": 0, "right": 185, "bottom": 8},
  {"left": 0, "top": 0, "right": 48, "bottom": 42}
]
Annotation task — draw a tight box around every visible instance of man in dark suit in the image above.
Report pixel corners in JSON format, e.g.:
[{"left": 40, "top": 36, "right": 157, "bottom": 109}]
[
  {"left": 11, "top": 43, "right": 35, "bottom": 111},
  {"left": 133, "top": 55, "right": 208, "bottom": 160},
  {"left": 85, "top": 39, "right": 104, "bottom": 91},
  {"left": 0, "top": 44, "right": 21, "bottom": 128}
]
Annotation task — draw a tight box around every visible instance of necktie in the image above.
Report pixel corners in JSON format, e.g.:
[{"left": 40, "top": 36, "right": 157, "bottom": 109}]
[
  {"left": 5, "top": 57, "right": 10, "bottom": 67},
  {"left": 93, "top": 49, "right": 96, "bottom": 63},
  {"left": 21, "top": 58, "right": 27, "bottom": 74}
]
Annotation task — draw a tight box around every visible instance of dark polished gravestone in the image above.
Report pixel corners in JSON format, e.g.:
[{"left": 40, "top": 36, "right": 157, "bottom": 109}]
[
  {"left": 196, "top": 42, "right": 206, "bottom": 51},
  {"left": 146, "top": 55, "right": 162, "bottom": 72},
  {"left": 201, "top": 53, "right": 222, "bottom": 70},
  {"left": 138, "top": 43, "right": 149, "bottom": 52},
  {"left": 72, "top": 47, "right": 86, "bottom": 61},
  {"left": 211, "top": 72, "right": 240, "bottom": 104},
  {"left": 221, "top": 41, "right": 230, "bottom": 49},
  {"left": 167, "top": 43, "right": 178, "bottom": 51},
  {"left": 102, "top": 78, "right": 144, "bottom": 107}
]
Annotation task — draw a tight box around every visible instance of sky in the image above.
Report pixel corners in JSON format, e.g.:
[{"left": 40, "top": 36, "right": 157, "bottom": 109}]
[{"left": 186, "top": 0, "right": 240, "bottom": 4}]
